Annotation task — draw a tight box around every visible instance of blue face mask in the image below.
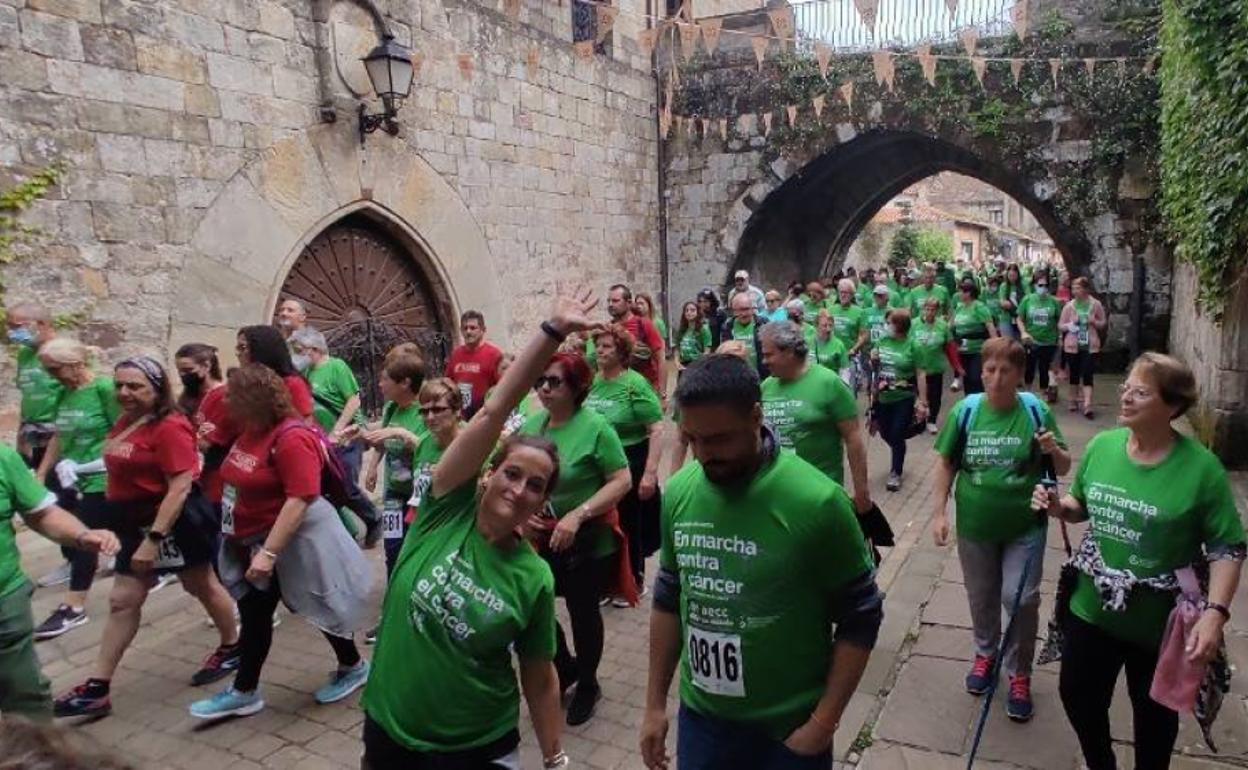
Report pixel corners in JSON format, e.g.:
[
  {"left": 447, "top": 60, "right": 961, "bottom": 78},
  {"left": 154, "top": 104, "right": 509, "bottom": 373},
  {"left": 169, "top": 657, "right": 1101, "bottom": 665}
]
[
  {"left": 7, "top": 327, "right": 35, "bottom": 347},
  {"left": 1035, "top": 286, "right": 1049, "bottom": 296},
  {"left": 291, "top": 353, "right": 311, "bottom": 372}
]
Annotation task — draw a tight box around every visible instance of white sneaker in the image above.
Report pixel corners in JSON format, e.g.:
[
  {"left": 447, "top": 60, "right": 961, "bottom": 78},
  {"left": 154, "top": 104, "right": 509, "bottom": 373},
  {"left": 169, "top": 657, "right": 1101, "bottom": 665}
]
[
  {"left": 36, "top": 562, "right": 72, "bottom": 588},
  {"left": 150, "top": 573, "right": 178, "bottom": 593},
  {"left": 927, "top": 423, "right": 938, "bottom": 435},
  {"left": 950, "top": 378, "right": 962, "bottom": 392}
]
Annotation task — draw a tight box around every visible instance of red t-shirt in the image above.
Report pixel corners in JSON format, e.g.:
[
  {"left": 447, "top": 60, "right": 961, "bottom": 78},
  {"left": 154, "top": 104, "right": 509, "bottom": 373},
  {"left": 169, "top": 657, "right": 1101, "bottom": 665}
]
[
  {"left": 219, "top": 418, "right": 322, "bottom": 539},
  {"left": 447, "top": 341, "right": 504, "bottom": 414},
  {"left": 282, "top": 374, "right": 315, "bottom": 419},
  {"left": 104, "top": 413, "right": 200, "bottom": 522},
  {"left": 192, "top": 385, "right": 236, "bottom": 503},
  {"left": 619, "top": 314, "right": 664, "bottom": 393}
]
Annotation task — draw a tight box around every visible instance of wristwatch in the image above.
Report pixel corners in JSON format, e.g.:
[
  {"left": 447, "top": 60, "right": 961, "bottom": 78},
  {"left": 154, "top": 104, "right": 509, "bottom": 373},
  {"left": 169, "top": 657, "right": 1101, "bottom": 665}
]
[
  {"left": 1204, "top": 601, "right": 1231, "bottom": 621},
  {"left": 145, "top": 530, "right": 167, "bottom": 543}
]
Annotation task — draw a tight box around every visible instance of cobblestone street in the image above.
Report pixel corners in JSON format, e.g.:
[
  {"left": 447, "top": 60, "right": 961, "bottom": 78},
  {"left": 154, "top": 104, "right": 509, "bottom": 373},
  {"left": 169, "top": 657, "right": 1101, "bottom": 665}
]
[{"left": 17, "top": 377, "right": 1248, "bottom": 769}]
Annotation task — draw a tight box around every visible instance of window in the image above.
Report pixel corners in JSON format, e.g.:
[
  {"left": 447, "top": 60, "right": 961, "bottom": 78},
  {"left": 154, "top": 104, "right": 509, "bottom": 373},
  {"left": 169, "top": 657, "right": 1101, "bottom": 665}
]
[
  {"left": 988, "top": 208, "right": 1003, "bottom": 224},
  {"left": 961, "top": 241, "right": 974, "bottom": 260}
]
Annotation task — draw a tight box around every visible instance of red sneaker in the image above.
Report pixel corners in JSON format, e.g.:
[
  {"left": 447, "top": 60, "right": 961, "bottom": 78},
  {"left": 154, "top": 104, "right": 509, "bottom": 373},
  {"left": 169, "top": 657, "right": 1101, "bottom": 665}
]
[
  {"left": 1007, "top": 675, "right": 1034, "bottom": 722},
  {"left": 965, "top": 654, "right": 995, "bottom": 695}
]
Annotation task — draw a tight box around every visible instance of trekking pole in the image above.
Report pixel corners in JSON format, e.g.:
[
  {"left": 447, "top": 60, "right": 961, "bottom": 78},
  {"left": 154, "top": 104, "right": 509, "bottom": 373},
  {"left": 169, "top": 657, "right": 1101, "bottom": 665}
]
[{"left": 966, "top": 440, "right": 1057, "bottom": 770}]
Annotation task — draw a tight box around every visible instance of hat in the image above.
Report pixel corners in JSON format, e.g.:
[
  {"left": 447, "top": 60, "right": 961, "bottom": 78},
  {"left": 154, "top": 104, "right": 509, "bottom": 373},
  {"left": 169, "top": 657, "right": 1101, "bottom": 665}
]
[
  {"left": 734, "top": 270, "right": 749, "bottom": 280},
  {"left": 873, "top": 284, "right": 890, "bottom": 296}
]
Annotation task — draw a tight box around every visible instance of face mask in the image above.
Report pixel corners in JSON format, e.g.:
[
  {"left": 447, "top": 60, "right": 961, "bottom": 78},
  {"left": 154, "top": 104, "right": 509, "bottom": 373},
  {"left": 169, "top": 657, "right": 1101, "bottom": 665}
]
[
  {"left": 179, "top": 371, "right": 204, "bottom": 393},
  {"left": 6, "top": 327, "right": 35, "bottom": 347},
  {"left": 291, "top": 354, "right": 311, "bottom": 372},
  {"left": 1035, "top": 286, "right": 1049, "bottom": 296}
]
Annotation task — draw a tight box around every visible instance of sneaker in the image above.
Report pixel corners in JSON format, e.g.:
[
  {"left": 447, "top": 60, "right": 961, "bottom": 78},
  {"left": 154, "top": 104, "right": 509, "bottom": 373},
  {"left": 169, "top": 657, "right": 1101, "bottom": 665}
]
[
  {"left": 950, "top": 378, "right": 962, "bottom": 393},
  {"left": 362, "top": 518, "right": 383, "bottom": 550},
  {"left": 150, "top": 573, "right": 178, "bottom": 593},
  {"left": 611, "top": 597, "right": 632, "bottom": 608},
  {"left": 965, "top": 654, "right": 995, "bottom": 695},
  {"left": 314, "top": 660, "right": 370, "bottom": 704},
  {"left": 36, "top": 562, "right": 72, "bottom": 588},
  {"left": 53, "top": 679, "right": 111, "bottom": 718},
  {"left": 1083, "top": 408, "right": 1095, "bottom": 421},
  {"left": 1006, "top": 675, "right": 1034, "bottom": 722},
  {"left": 191, "top": 644, "right": 241, "bottom": 686},
  {"left": 926, "top": 423, "right": 938, "bottom": 435},
  {"left": 566, "top": 681, "right": 601, "bottom": 726},
  {"left": 598, "top": 596, "right": 611, "bottom": 607},
  {"left": 365, "top": 625, "right": 379, "bottom": 645},
  {"left": 34, "top": 605, "right": 88, "bottom": 640},
  {"left": 1068, "top": 400, "right": 1079, "bottom": 412},
  {"left": 1045, "top": 385, "right": 1059, "bottom": 404},
  {"left": 556, "top": 658, "right": 578, "bottom": 696},
  {"left": 189, "top": 686, "right": 265, "bottom": 720},
  {"left": 886, "top": 472, "right": 901, "bottom": 492}
]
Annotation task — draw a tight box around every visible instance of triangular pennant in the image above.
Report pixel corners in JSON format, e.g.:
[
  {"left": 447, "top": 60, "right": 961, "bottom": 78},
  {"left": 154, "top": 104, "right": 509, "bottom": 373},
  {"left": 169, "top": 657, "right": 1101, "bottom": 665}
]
[
  {"left": 1011, "top": 0, "right": 1029, "bottom": 41},
  {"left": 970, "top": 56, "right": 987, "bottom": 87},
  {"left": 678, "top": 23, "right": 700, "bottom": 61},
  {"left": 762, "top": 111, "right": 773, "bottom": 137},
  {"left": 574, "top": 40, "right": 595, "bottom": 60},
  {"left": 596, "top": 5, "right": 618, "bottom": 43},
  {"left": 1115, "top": 57, "right": 1127, "bottom": 78},
  {"left": 812, "top": 94, "right": 826, "bottom": 118},
  {"left": 701, "top": 18, "right": 722, "bottom": 55},
  {"left": 1009, "top": 58, "right": 1024, "bottom": 85},
  {"left": 944, "top": 0, "right": 958, "bottom": 16},
  {"left": 917, "top": 44, "right": 937, "bottom": 85},
  {"left": 768, "top": 7, "right": 794, "bottom": 40},
  {"left": 786, "top": 104, "right": 797, "bottom": 127},
  {"left": 502, "top": 0, "right": 520, "bottom": 20},
  {"left": 854, "top": 0, "right": 879, "bottom": 33},
  {"left": 1084, "top": 57, "right": 1096, "bottom": 78},
  {"left": 1049, "top": 58, "right": 1062, "bottom": 89},
  {"left": 457, "top": 53, "right": 474, "bottom": 80},
  {"left": 526, "top": 47, "right": 540, "bottom": 79},
  {"left": 840, "top": 80, "right": 854, "bottom": 110},
  {"left": 719, "top": 118, "right": 727, "bottom": 140},
  {"left": 815, "top": 43, "right": 832, "bottom": 79},
  {"left": 736, "top": 114, "right": 752, "bottom": 136},
  {"left": 959, "top": 27, "right": 978, "bottom": 57},
  {"left": 752, "top": 36, "right": 769, "bottom": 70},
  {"left": 637, "top": 27, "right": 658, "bottom": 56},
  {"left": 871, "top": 50, "right": 895, "bottom": 91}
]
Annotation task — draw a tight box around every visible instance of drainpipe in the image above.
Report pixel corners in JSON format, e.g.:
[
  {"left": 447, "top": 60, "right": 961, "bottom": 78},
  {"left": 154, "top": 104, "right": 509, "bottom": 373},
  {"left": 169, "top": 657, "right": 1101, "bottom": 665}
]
[
  {"left": 649, "top": 0, "right": 672, "bottom": 332},
  {"left": 1129, "top": 252, "right": 1144, "bottom": 361}
]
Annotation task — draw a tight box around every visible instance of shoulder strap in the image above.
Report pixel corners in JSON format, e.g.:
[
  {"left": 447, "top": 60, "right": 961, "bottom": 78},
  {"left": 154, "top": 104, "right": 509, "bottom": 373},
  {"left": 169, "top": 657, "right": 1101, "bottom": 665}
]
[
  {"left": 958, "top": 394, "right": 984, "bottom": 436},
  {"left": 1017, "top": 391, "right": 1044, "bottom": 433}
]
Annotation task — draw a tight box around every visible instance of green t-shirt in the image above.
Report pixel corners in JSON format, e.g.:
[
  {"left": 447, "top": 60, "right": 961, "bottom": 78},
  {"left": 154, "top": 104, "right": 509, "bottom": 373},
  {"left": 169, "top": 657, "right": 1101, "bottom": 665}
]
[
  {"left": 889, "top": 288, "right": 908, "bottom": 310},
  {"left": 910, "top": 319, "right": 950, "bottom": 374},
  {"left": 828, "top": 303, "right": 864, "bottom": 350},
  {"left": 406, "top": 432, "right": 452, "bottom": 514},
  {"left": 54, "top": 376, "right": 120, "bottom": 494},
  {"left": 307, "top": 357, "right": 360, "bottom": 433},
  {"left": 0, "top": 445, "right": 57, "bottom": 598},
  {"left": 660, "top": 451, "right": 874, "bottom": 740},
  {"left": 999, "top": 282, "right": 1027, "bottom": 320},
  {"left": 677, "top": 325, "right": 713, "bottom": 365},
  {"left": 812, "top": 334, "right": 848, "bottom": 373},
  {"left": 16, "top": 345, "right": 63, "bottom": 424},
  {"left": 761, "top": 365, "right": 857, "bottom": 484},
  {"left": 1069, "top": 429, "right": 1246, "bottom": 648},
  {"left": 908, "top": 284, "right": 950, "bottom": 318},
  {"left": 1017, "top": 293, "right": 1061, "bottom": 346},
  {"left": 935, "top": 396, "right": 1065, "bottom": 543},
  {"left": 801, "top": 296, "right": 827, "bottom": 320},
  {"left": 952, "top": 300, "right": 994, "bottom": 354},
  {"left": 731, "top": 320, "right": 758, "bottom": 367},
  {"left": 935, "top": 268, "right": 958, "bottom": 296},
  {"left": 654, "top": 317, "right": 669, "bottom": 346},
  {"left": 862, "top": 304, "right": 891, "bottom": 351},
  {"left": 874, "top": 336, "right": 920, "bottom": 404},
  {"left": 518, "top": 407, "right": 628, "bottom": 559},
  {"left": 584, "top": 369, "right": 662, "bottom": 448},
  {"left": 854, "top": 283, "right": 873, "bottom": 308},
  {"left": 363, "top": 479, "right": 556, "bottom": 752},
  {"left": 379, "top": 400, "right": 429, "bottom": 503}
]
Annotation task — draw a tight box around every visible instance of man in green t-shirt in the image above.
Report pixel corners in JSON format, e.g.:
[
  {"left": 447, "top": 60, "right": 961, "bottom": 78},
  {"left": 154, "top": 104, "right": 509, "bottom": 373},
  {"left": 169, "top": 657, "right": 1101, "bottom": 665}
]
[
  {"left": 1016, "top": 278, "right": 1061, "bottom": 402},
  {"left": 0, "top": 444, "right": 118, "bottom": 721},
  {"left": 722, "top": 292, "right": 769, "bottom": 379},
  {"left": 289, "top": 327, "right": 381, "bottom": 545},
  {"left": 641, "top": 354, "right": 882, "bottom": 769},
  {"left": 908, "top": 266, "right": 951, "bottom": 318},
  {"left": 830, "top": 280, "right": 868, "bottom": 394},
  {"left": 863, "top": 285, "right": 893, "bottom": 352}
]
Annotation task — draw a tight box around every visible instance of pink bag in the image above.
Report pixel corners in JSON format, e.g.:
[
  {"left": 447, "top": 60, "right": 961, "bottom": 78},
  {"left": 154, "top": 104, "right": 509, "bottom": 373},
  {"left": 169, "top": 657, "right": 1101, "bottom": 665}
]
[{"left": 1150, "top": 567, "right": 1206, "bottom": 713}]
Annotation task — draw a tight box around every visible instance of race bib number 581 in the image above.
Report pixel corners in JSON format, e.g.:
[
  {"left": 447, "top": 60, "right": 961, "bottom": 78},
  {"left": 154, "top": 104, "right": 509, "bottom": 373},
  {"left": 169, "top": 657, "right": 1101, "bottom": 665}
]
[{"left": 687, "top": 628, "right": 745, "bottom": 697}]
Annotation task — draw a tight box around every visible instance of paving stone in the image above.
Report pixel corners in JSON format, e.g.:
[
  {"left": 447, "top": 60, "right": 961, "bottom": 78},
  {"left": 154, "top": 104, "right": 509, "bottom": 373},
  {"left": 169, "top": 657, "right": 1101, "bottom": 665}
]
[{"left": 875, "top": 655, "right": 978, "bottom": 754}]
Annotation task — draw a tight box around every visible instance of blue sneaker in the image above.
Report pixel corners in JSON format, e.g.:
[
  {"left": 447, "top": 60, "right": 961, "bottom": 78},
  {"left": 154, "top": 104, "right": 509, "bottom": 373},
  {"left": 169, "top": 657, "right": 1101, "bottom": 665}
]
[
  {"left": 189, "top": 686, "right": 265, "bottom": 720},
  {"left": 314, "top": 660, "right": 370, "bottom": 704},
  {"left": 965, "top": 654, "right": 995, "bottom": 696}
]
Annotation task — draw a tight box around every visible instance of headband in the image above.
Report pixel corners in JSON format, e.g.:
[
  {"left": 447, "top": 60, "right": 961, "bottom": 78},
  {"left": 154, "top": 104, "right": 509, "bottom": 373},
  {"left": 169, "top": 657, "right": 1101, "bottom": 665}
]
[{"left": 117, "top": 355, "right": 167, "bottom": 393}]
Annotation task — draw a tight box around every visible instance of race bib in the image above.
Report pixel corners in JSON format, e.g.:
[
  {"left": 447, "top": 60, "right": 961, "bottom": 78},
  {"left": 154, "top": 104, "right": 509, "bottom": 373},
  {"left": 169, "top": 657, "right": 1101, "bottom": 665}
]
[
  {"left": 1077, "top": 320, "right": 1090, "bottom": 347},
  {"left": 687, "top": 627, "right": 745, "bottom": 697},
  {"left": 458, "top": 382, "right": 474, "bottom": 410},
  {"left": 220, "top": 484, "right": 236, "bottom": 535},
  {"left": 143, "top": 529, "right": 186, "bottom": 569},
  {"left": 870, "top": 325, "right": 886, "bottom": 342},
  {"left": 382, "top": 499, "right": 405, "bottom": 540}
]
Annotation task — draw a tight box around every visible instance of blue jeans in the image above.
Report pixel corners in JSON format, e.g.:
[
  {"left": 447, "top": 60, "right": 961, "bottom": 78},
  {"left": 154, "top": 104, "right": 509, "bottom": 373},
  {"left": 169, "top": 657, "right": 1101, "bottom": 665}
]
[
  {"left": 334, "top": 440, "right": 378, "bottom": 526},
  {"left": 874, "top": 396, "right": 915, "bottom": 475},
  {"left": 677, "top": 706, "right": 832, "bottom": 770}
]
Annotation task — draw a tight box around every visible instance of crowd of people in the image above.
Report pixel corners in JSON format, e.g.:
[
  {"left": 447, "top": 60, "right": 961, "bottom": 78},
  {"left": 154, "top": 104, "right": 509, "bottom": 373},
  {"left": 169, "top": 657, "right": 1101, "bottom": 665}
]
[{"left": 0, "top": 260, "right": 1240, "bottom": 770}]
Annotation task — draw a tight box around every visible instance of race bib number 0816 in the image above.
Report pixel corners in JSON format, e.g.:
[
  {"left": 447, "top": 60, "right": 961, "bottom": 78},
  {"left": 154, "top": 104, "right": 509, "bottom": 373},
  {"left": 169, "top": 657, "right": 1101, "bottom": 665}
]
[{"left": 687, "top": 628, "right": 745, "bottom": 697}]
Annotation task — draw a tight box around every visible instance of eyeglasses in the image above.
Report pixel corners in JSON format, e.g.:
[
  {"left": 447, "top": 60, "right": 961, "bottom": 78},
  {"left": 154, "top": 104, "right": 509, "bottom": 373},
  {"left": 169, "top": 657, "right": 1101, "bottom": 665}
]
[
  {"left": 419, "top": 405, "right": 452, "bottom": 417},
  {"left": 1118, "top": 383, "right": 1154, "bottom": 400},
  {"left": 535, "top": 375, "right": 565, "bottom": 390}
]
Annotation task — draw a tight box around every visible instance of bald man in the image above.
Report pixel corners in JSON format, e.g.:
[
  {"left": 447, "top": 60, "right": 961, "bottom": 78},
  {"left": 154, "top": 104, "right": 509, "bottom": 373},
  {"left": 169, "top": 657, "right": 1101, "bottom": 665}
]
[{"left": 276, "top": 298, "right": 311, "bottom": 340}]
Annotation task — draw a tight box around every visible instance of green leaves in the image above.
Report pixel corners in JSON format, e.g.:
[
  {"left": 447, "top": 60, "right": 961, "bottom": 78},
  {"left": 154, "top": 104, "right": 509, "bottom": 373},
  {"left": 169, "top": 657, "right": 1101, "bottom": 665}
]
[{"left": 0, "top": 162, "right": 64, "bottom": 266}]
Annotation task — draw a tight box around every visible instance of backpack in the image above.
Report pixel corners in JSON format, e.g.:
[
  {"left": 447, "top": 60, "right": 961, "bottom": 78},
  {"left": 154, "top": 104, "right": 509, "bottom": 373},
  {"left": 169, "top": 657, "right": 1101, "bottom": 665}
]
[
  {"left": 952, "top": 391, "right": 1048, "bottom": 475},
  {"left": 271, "top": 420, "right": 352, "bottom": 509}
]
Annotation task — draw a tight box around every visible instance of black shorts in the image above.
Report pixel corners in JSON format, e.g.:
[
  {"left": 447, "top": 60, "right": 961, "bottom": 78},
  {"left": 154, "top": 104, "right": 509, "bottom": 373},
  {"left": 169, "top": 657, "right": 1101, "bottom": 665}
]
[
  {"left": 111, "top": 487, "right": 220, "bottom": 577},
  {"left": 1068, "top": 349, "right": 1095, "bottom": 386}
]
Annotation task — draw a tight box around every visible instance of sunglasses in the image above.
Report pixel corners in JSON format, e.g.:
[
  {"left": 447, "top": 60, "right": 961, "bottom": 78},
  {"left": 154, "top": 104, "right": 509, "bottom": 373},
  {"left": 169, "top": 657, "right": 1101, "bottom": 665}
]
[
  {"left": 535, "top": 375, "right": 565, "bottom": 390},
  {"left": 419, "top": 405, "right": 452, "bottom": 417}
]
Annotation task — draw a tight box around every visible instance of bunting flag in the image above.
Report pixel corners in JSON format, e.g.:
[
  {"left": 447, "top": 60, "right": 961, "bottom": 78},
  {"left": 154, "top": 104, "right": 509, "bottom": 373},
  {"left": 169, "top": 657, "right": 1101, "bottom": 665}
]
[
  {"left": 871, "top": 50, "right": 895, "bottom": 91},
  {"left": 503, "top": 0, "right": 520, "bottom": 20},
  {"left": 1116, "top": 57, "right": 1127, "bottom": 78},
  {"left": 526, "top": 47, "right": 540, "bottom": 79},
  {"left": 457, "top": 52, "right": 474, "bottom": 80},
  {"left": 1084, "top": 57, "right": 1096, "bottom": 78},
  {"left": 719, "top": 118, "right": 727, "bottom": 140},
  {"left": 815, "top": 42, "right": 832, "bottom": 79},
  {"left": 768, "top": 7, "right": 794, "bottom": 40},
  {"left": 854, "top": 0, "right": 879, "bottom": 33},
  {"left": 959, "top": 27, "right": 978, "bottom": 57},
  {"left": 840, "top": 80, "right": 855, "bottom": 110},
  {"left": 678, "top": 23, "right": 700, "bottom": 61},
  {"left": 596, "top": 5, "right": 618, "bottom": 42},
  {"left": 701, "top": 18, "right": 722, "bottom": 55},
  {"left": 970, "top": 56, "right": 987, "bottom": 87},
  {"left": 917, "top": 44, "right": 937, "bottom": 85},
  {"left": 762, "top": 111, "right": 773, "bottom": 136},
  {"left": 737, "top": 113, "right": 753, "bottom": 136},
  {"left": 1009, "top": 57, "right": 1024, "bottom": 85},
  {"left": 1049, "top": 58, "right": 1062, "bottom": 88},
  {"left": 637, "top": 27, "right": 658, "bottom": 56},
  {"left": 752, "top": 36, "right": 769, "bottom": 70},
  {"left": 574, "top": 40, "right": 595, "bottom": 59},
  {"left": 944, "top": 0, "right": 959, "bottom": 16},
  {"left": 1011, "top": 0, "right": 1029, "bottom": 41},
  {"left": 813, "top": 94, "right": 826, "bottom": 118},
  {"left": 786, "top": 104, "right": 798, "bottom": 127}
]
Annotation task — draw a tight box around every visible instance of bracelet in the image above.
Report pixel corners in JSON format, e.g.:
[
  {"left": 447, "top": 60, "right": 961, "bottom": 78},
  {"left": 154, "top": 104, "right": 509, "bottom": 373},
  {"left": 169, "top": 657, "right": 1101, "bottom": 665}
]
[
  {"left": 543, "top": 750, "right": 569, "bottom": 768},
  {"left": 540, "top": 321, "right": 567, "bottom": 343},
  {"left": 1204, "top": 601, "right": 1231, "bottom": 621},
  {"left": 259, "top": 547, "right": 279, "bottom": 560}
]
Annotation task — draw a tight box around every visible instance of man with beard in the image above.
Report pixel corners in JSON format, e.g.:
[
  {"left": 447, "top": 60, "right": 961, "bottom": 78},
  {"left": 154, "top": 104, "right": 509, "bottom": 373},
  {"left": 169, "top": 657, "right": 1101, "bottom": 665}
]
[{"left": 606, "top": 284, "right": 666, "bottom": 396}]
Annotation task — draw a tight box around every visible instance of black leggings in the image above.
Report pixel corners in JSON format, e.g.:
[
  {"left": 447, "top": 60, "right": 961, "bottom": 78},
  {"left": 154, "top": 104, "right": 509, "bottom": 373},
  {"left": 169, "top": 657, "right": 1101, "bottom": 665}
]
[
  {"left": 961, "top": 352, "right": 984, "bottom": 394},
  {"left": 924, "top": 373, "right": 944, "bottom": 426},
  {"left": 1026, "top": 345, "right": 1058, "bottom": 389},
  {"left": 234, "top": 577, "right": 360, "bottom": 693},
  {"left": 65, "top": 493, "right": 110, "bottom": 593},
  {"left": 874, "top": 396, "right": 914, "bottom": 475},
  {"left": 552, "top": 555, "right": 610, "bottom": 690},
  {"left": 1059, "top": 615, "right": 1179, "bottom": 770},
  {"left": 619, "top": 439, "right": 660, "bottom": 585}
]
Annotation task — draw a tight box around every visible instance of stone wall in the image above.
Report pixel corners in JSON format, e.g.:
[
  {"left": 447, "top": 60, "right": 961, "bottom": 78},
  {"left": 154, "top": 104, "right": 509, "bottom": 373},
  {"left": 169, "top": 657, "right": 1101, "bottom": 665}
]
[{"left": 0, "top": 0, "right": 660, "bottom": 422}]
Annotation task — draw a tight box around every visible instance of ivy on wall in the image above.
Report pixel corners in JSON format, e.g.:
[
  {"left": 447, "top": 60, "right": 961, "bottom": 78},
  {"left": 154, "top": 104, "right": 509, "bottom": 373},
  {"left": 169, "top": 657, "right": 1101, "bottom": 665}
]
[
  {"left": 0, "top": 164, "right": 77, "bottom": 326},
  {"left": 1158, "top": 0, "right": 1248, "bottom": 317}
]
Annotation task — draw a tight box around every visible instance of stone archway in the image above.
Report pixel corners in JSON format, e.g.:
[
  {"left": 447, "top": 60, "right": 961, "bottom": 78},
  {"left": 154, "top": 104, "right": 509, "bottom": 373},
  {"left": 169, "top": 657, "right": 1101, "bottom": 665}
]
[{"left": 166, "top": 123, "right": 504, "bottom": 370}]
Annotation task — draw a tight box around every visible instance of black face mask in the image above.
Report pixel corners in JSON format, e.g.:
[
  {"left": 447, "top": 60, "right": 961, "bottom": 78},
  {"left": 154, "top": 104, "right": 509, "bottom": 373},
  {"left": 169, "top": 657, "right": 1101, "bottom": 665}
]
[{"left": 180, "top": 371, "right": 204, "bottom": 394}]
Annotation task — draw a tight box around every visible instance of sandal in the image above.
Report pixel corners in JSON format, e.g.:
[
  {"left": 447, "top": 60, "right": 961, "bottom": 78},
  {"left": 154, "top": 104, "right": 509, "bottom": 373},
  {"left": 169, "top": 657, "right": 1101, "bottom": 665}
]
[{"left": 1083, "top": 408, "right": 1095, "bottom": 420}]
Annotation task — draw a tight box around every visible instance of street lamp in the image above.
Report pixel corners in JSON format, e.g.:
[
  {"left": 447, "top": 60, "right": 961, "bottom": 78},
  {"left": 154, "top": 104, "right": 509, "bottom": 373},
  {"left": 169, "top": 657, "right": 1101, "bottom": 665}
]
[{"left": 358, "top": 33, "right": 414, "bottom": 145}]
